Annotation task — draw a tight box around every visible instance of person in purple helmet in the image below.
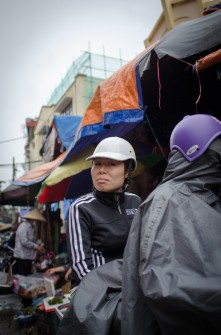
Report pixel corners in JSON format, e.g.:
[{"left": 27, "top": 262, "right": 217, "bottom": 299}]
[{"left": 122, "top": 114, "right": 221, "bottom": 335}]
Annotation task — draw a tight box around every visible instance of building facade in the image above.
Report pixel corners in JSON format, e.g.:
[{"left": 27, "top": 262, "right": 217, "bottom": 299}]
[
  {"left": 25, "top": 52, "right": 128, "bottom": 170},
  {"left": 145, "top": 0, "right": 218, "bottom": 46}
]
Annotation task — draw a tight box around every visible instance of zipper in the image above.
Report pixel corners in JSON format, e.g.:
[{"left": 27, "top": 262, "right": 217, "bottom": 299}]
[{"left": 115, "top": 193, "right": 122, "bottom": 214}]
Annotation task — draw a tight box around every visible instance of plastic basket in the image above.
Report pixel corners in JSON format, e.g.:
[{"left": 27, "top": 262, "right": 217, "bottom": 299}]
[{"left": 55, "top": 302, "right": 70, "bottom": 320}]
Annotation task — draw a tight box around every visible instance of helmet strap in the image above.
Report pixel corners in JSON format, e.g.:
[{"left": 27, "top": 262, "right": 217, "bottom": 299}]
[{"left": 122, "top": 160, "right": 132, "bottom": 192}]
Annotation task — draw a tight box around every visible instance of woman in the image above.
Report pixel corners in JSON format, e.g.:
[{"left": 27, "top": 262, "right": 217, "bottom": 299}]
[
  {"left": 67, "top": 136, "right": 142, "bottom": 284},
  {"left": 57, "top": 137, "right": 142, "bottom": 335},
  {"left": 13, "top": 208, "right": 46, "bottom": 307},
  {"left": 13, "top": 208, "right": 46, "bottom": 276}
]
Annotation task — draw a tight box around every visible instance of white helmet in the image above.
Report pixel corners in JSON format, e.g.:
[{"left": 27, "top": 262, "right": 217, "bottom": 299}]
[{"left": 86, "top": 137, "right": 137, "bottom": 171}]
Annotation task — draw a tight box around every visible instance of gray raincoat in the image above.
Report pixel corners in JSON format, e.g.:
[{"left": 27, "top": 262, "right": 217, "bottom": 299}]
[
  {"left": 57, "top": 258, "right": 122, "bottom": 335},
  {"left": 122, "top": 139, "right": 221, "bottom": 335}
]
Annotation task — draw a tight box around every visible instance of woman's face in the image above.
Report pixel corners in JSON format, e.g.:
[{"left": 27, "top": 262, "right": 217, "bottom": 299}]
[{"left": 91, "top": 158, "right": 128, "bottom": 192}]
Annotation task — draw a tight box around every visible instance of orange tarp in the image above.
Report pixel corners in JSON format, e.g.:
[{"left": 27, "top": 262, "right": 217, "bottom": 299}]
[
  {"left": 195, "top": 48, "right": 221, "bottom": 72},
  {"left": 79, "top": 49, "right": 147, "bottom": 131}
]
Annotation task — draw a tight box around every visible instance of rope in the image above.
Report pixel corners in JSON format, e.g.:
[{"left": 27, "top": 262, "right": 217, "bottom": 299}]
[
  {"left": 157, "top": 58, "right": 162, "bottom": 110},
  {"left": 165, "top": 56, "right": 202, "bottom": 113},
  {"left": 144, "top": 55, "right": 204, "bottom": 162},
  {"left": 144, "top": 108, "right": 168, "bottom": 162}
]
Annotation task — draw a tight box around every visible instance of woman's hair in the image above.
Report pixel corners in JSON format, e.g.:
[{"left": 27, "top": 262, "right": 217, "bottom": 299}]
[
  {"left": 123, "top": 159, "right": 133, "bottom": 191},
  {"left": 124, "top": 159, "right": 133, "bottom": 171}
]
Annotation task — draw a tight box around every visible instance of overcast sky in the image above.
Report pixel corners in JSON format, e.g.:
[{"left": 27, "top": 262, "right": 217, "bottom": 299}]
[{"left": 0, "top": 0, "right": 162, "bottom": 187}]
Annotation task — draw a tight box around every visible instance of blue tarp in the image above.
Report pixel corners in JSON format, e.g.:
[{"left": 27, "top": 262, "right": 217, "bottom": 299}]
[{"left": 54, "top": 115, "right": 82, "bottom": 149}]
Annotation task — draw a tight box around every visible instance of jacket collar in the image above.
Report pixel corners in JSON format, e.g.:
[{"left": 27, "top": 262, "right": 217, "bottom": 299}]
[{"left": 93, "top": 189, "right": 125, "bottom": 208}]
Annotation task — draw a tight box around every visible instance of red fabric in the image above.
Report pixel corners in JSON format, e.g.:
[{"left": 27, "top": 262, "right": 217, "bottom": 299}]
[{"left": 38, "top": 177, "right": 71, "bottom": 203}]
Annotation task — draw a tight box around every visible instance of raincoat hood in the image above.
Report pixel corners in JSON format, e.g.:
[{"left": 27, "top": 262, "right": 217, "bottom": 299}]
[
  {"left": 163, "top": 137, "right": 221, "bottom": 193},
  {"left": 121, "top": 138, "right": 221, "bottom": 335}
]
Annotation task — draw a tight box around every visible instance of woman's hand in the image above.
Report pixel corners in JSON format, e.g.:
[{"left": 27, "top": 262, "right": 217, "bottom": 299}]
[
  {"left": 45, "top": 268, "right": 57, "bottom": 275},
  {"left": 37, "top": 244, "right": 45, "bottom": 254},
  {"left": 45, "top": 266, "right": 65, "bottom": 275}
]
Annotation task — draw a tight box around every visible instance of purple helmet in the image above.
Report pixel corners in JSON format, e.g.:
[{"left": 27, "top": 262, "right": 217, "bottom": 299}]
[{"left": 170, "top": 114, "right": 221, "bottom": 161}]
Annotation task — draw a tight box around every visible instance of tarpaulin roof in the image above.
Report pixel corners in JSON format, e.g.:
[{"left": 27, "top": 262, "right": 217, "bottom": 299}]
[
  {"left": 38, "top": 169, "right": 93, "bottom": 204},
  {"left": 13, "top": 116, "right": 82, "bottom": 188},
  {"left": 11, "top": 72, "right": 150, "bottom": 203},
  {"left": 41, "top": 146, "right": 94, "bottom": 188},
  {"left": 40, "top": 115, "right": 82, "bottom": 162},
  {"left": 10, "top": 10, "right": 221, "bottom": 205},
  {"left": 53, "top": 115, "right": 82, "bottom": 149},
  {"left": 139, "top": 9, "right": 221, "bottom": 147},
  {"left": 0, "top": 183, "right": 40, "bottom": 206},
  {"left": 37, "top": 146, "right": 94, "bottom": 203},
  {"left": 62, "top": 48, "right": 149, "bottom": 161},
  {"left": 38, "top": 11, "right": 221, "bottom": 203},
  {"left": 57, "top": 10, "right": 221, "bottom": 164},
  {"left": 37, "top": 136, "right": 167, "bottom": 203},
  {"left": 36, "top": 49, "right": 154, "bottom": 203},
  {"left": 3, "top": 152, "right": 66, "bottom": 205},
  {"left": 13, "top": 151, "right": 67, "bottom": 186}
]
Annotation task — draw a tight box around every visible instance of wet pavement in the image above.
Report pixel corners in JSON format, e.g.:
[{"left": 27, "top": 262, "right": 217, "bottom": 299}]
[{"left": 0, "top": 294, "right": 37, "bottom": 335}]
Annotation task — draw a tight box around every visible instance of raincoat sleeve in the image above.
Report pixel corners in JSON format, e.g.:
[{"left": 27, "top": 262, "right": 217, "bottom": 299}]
[
  {"left": 57, "top": 259, "right": 123, "bottom": 335},
  {"left": 68, "top": 201, "right": 94, "bottom": 282}
]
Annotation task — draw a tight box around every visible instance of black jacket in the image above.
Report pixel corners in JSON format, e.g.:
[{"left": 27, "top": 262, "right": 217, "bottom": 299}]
[{"left": 68, "top": 189, "right": 142, "bottom": 284}]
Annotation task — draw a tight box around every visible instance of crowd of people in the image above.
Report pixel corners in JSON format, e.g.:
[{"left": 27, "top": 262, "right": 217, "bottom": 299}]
[
  {"left": 58, "top": 115, "right": 221, "bottom": 334},
  {"left": 11, "top": 115, "right": 221, "bottom": 334}
]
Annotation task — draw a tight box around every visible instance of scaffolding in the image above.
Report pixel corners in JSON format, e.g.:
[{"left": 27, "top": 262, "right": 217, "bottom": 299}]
[{"left": 47, "top": 51, "right": 128, "bottom": 107}]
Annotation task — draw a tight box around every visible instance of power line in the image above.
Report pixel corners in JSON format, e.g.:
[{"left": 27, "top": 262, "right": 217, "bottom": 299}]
[
  {"left": 0, "top": 160, "right": 42, "bottom": 167},
  {"left": 0, "top": 136, "right": 27, "bottom": 144}
]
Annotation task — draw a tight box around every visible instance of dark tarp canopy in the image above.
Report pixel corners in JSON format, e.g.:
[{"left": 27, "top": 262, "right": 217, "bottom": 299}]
[
  {"left": 0, "top": 183, "right": 41, "bottom": 206},
  {"left": 139, "top": 10, "right": 221, "bottom": 149}
]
